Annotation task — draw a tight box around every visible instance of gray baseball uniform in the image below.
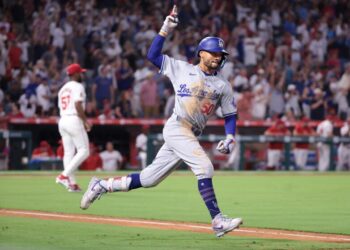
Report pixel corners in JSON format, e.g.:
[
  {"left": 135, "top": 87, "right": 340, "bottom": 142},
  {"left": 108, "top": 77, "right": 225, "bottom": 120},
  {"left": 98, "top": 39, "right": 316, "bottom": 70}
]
[{"left": 140, "top": 55, "right": 236, "bottom": 187}]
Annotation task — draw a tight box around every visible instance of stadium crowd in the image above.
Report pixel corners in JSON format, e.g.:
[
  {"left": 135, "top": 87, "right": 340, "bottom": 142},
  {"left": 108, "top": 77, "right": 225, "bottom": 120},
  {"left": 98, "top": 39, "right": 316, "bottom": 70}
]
[{"left": 0, "top": 0, "right": 350, "bottom": 123}]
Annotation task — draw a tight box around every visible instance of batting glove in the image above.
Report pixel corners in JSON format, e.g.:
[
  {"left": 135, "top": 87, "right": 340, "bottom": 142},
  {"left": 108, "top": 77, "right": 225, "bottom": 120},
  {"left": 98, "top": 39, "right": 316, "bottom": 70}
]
[
  {"left": 160, "top": 5, "right": 178, "bottom": 36},
  {"left": 216, "top": 136, "right": 235, "bottom": 154}
]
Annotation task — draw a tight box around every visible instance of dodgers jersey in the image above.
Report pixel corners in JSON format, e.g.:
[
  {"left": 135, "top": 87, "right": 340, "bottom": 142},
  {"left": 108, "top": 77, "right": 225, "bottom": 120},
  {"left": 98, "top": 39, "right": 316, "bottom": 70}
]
[
  {"left": 160, "top": 55, "right": 236, "bottom": 131},
  {"left": 58, "top": 81, "right": 86, "bottom": 116}
]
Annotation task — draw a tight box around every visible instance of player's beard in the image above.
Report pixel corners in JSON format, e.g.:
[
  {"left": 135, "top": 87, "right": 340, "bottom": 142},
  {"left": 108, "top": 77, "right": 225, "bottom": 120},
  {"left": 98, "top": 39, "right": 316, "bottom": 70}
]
[
  {"left": 77, "top": 74, "right": 82, "bottom": 82},
  {"left": 203, "top": 58, "right": 221, "bottom": 71}
]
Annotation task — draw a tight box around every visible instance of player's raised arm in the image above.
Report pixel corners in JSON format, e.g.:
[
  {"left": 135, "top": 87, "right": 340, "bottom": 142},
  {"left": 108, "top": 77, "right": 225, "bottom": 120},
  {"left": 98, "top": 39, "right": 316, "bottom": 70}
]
[{"left": 147, "top": 5, "right": 178, "bottom": 68}]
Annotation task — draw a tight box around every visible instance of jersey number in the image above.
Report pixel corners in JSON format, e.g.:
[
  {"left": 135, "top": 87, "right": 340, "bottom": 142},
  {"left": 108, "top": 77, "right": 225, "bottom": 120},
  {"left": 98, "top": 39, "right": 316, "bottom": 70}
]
[
  {"left": 201, "top": 103, "right": 214, "bottom": 115},
  {"left": 61, "top": 95, "right": 71, "bottom": 110}
]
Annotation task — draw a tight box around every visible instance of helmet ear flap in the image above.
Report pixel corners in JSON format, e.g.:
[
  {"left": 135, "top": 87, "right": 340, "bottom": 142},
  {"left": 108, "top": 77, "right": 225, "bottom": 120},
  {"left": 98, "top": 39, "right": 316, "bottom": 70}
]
[{"left": 220, "top": 55, "right": 227, "bottom": 68}]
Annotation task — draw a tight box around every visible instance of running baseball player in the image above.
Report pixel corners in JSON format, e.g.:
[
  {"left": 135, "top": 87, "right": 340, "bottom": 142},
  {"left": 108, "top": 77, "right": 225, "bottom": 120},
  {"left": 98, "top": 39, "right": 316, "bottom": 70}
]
[
  {"left": 80, "top": 6, "right": 242, "bottom": 237},
  {"left": 337, "top": 120, "right": 350, "bottom": 171},
  {"left": 56, "top": 63, "right": 91, "bottom": 192}
]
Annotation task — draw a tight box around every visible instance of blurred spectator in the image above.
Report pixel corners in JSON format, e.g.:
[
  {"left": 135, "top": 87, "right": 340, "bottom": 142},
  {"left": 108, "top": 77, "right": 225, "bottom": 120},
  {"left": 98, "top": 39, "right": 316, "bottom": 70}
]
[
  {"left": 284, "top": 84, "right": 302, "bottom": 120},
  {"left": 140, "top": 70, "right": 158, "bottom": 118},
  {"left": 18, "top": 89, "right": 37, "bottom": 117},
  {"left": 265, "top": 119, "right": 290, "bottom": 170},
  {"left": 100, "top": 141, "right": 123, "bottom": 171},
  {"left": 310, "top": 88, "right": 326, "bottom": 120},
  {"left": 251, "top": 84, "right": 268, "bottom": 120},
  {"left": 36, "top": 77, "right": 52, "bottom": 116},
  {"left": 337, "top": 120, "right": 350, "bottom": 171},
  {"left": 293, "top": 117, "right": 315, "bottom": 170},
  {"left": 80, "top": 143, "right": 103, "bottom": 171},
  {"left": 115, "top": 89, "right": 134, "bottom": 118},
  {"left": 0, "top": 0, "right": 349, "bottom": 123},
  {"left": 92, "top": 65, "right": 115, "bottom": 110},
  {"left": 316, "top": 117, "right": 333, "bottom": 171}
]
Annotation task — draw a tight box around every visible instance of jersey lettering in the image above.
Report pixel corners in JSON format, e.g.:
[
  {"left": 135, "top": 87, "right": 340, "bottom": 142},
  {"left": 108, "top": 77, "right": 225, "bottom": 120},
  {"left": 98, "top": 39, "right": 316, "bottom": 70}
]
[
  {"left": 61, "top": 95, "right": 71, "bottom": 110},
  {"left": 201, "top": 103, "right": 214, "bottom": 115}
]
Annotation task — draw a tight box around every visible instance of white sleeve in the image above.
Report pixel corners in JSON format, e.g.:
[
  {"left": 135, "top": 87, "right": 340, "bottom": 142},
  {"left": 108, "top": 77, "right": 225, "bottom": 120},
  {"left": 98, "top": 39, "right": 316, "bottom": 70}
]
[
  {"left": 220, "top": 82, "right": 237, "bottom": 117},
  {"left": 72, "top": 84, "right": 85, "bottom": 102},
  {"left": 160, "top": 55, "right": 188, "bottom": 84}
]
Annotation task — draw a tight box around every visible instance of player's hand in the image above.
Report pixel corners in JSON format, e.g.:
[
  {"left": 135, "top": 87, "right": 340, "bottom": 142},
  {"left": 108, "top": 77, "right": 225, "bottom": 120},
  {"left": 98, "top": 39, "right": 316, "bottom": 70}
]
[
  {"left": 84, "top": 121, "right": 92, "bottom": 132},
  {"left": 216, "top": 136, "right": 235, "bottom": 154},
  {"left": 160, "top": 5, "right": 178, "bottom": 35}
]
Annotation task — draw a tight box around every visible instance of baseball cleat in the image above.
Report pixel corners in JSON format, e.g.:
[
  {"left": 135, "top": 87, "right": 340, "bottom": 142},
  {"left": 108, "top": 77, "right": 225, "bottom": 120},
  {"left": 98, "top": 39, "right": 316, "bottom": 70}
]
[
  {"left": 212, "top": 214, "right": 243, "bottom": 237},
  {"left": 80, "top": 177, "right": 107, "bottom": 210},
  {"left": 56, "top": 174, "right": 70, "bottom": 189},
  {"left": 68, "top": 184, "right": 82, "bottom": 193}
]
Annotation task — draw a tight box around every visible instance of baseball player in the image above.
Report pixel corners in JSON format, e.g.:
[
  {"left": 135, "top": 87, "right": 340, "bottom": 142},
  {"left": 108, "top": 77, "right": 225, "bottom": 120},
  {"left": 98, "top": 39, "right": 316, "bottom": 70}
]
[
  {"left": 136, "top": 125, "right": 149, "bottom": 169},
  {"left": 337, "top": 120, "right": 350, "bottom": 171},
  {"left": 293, "top": 118, "right": 315, "bottom": 170},
  {"left": 316, "top": 117, "right": 333, "bottom": 171},
  {"left": 56, "top": 63, "right": 91, "bottom": 192},
  {"left": 81, "top": 5, "right": 242, "bottom": 237},
  {"left": 264, "top": 119, "right": 290, "bottom": 170}
]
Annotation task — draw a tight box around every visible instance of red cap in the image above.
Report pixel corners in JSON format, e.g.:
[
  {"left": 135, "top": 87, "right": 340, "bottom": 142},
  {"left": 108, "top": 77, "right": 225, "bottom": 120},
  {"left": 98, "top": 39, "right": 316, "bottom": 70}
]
[{"left": 66, "top": 63, "right": 86, "bottom": 76}]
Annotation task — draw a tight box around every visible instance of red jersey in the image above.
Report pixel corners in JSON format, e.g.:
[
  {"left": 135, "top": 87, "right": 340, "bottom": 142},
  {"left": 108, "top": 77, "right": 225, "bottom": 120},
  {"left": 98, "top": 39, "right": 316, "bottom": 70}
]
[
  {"left": 56, "top": 145, "right": 64, "bottom": 159},
  {"left": 266, "top": 126, "right": 289, "bottom": 150},
  {"left": 80, "top": 154, "right": 102, "bottom": 171},
  {"left": 32, "top": 147, "right": 54, "bottom": 158},
  {"left": 294, "top": 125, "right": 313, "bottom": 149}
]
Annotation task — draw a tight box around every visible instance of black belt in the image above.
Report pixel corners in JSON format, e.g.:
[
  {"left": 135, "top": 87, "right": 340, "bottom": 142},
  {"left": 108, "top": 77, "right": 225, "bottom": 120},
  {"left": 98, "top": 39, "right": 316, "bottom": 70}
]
[{"left": 175, "top": 115, "right": 202, "bottom": 136}]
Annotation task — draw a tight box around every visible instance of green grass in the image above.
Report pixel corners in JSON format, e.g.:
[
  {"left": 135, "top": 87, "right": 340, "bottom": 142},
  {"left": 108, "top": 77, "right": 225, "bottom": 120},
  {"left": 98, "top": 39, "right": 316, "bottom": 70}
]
[
  {"left": 1, "top": 171, "right": 350, "bottom": 250},
  {"left": 1, "top": 216, "right": 350, "bottom": 250}
]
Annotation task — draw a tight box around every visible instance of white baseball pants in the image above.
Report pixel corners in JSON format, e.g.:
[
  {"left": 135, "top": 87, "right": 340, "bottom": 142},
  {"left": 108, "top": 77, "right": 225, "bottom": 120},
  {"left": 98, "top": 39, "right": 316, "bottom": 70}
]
[
  {"left": 59, "top": 116, "right": 89, "bottom": 184},
  {"left": 140, "top": 114, "right": 213, "bottom": 188}
]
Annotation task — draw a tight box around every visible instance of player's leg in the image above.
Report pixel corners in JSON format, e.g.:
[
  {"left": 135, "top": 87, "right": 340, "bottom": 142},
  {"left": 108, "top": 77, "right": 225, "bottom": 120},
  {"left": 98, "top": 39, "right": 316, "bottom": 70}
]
[
  {"left": 318, "top": 144, "right": 330, "bottom": 171},
  {"left": 300, "top": 149, "right": 308, "bottom": 170},
  {"left": 163, "top": 123, "right": 242, "bottom": 237},
  {"left": 56, "top": 119, "right": 75, "bottom": 189},
  {"left": 62, "top": 118, "right": 89, "bottom": 186},
  {"left": 80, "top": 143, "right": 181, "bottom": 209},
  {"left": 336, "top": 145, "right": 345, "bottom": 171}
]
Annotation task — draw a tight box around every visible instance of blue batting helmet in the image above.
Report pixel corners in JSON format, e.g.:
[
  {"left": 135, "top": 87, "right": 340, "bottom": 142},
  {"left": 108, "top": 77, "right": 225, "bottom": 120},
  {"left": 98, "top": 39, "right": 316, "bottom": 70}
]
[{"left": 196, "top": 37, "right": 229, "bottom": 68}]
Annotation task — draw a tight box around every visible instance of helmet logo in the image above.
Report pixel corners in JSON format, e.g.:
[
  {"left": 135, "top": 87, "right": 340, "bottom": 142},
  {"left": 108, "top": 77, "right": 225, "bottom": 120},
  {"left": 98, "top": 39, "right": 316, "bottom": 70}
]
[{"left": 218, "top": 39, "right": 224, "bottom": 48}]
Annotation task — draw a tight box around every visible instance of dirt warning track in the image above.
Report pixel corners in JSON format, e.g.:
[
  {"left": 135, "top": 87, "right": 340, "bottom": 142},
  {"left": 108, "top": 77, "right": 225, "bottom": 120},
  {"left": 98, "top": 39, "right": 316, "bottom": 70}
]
[{"left": 1, "top": 208, "right": 350, "bottom": 243}]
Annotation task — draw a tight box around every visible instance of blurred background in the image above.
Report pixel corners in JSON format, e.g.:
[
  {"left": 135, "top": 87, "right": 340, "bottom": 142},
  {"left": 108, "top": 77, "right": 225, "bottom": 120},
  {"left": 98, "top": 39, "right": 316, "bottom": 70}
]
[{"left": 0, "top": 0, "right": 350, "bottom": 172}]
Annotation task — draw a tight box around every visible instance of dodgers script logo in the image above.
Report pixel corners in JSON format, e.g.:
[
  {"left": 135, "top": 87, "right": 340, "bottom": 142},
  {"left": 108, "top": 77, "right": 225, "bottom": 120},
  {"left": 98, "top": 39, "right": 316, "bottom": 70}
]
[
  {"left": 177, "top": 84, "right": 220, "bottom": 100},
  {"left": 177, "top": 84, "right": 192, "bottom": 97}
]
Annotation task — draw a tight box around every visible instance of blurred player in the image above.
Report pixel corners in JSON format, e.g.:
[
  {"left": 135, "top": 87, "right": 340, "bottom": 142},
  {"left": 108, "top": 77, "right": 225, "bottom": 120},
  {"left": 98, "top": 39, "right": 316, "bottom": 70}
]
[
  {"left": 264, "top": 119, "right": 290, "bottom": 170},
  {"left": 81, "top": 5, "right": 242, "bottom": 237},
  {"left": 136, "top": 125, "right": 149, "bottom": 169},
  {"left": 293, "top": 117, "right": 315, "bottom": 170},
  {"left": 56, "top": 63, "right": 91, "bottom": 192},
  {"left": 316, "top": 117, "right": 333, "bottom": 171},
  {"left": 337, "top": 120, "right": 350, "bottom": 171},
  {"left": 80, "top": 143, "right": 103, "bottom": 171}
]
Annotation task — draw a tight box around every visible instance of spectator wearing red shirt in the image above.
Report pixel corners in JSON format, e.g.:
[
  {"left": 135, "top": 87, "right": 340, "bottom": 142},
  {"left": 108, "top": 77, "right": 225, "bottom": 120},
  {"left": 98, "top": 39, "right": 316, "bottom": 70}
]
[
  {"left": 293, "top": 118, "right": 315, "bottom": 170},
  {"left": 8, "top": 39, "right": 22, "bottom": 70},
  {"left": 80, "top": 143, "right": 103, "bottom": 171},
  {"left": 265, "top": 119, "right": 290, "bottom": 170}
]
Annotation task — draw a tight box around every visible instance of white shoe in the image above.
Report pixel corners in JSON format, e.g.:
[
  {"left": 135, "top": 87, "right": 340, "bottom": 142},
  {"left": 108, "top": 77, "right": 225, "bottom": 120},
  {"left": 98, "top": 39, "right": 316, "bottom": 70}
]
[
  {"left": 80, "top": 177, "right": 107, "bottom": 210},
  {"left": 212, "top": 214, "right": 243, "bottom": 237},
  {"left": 56, "top": 174, "right": 70, "bottom": 189}
]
